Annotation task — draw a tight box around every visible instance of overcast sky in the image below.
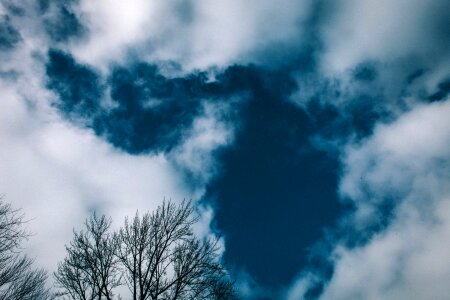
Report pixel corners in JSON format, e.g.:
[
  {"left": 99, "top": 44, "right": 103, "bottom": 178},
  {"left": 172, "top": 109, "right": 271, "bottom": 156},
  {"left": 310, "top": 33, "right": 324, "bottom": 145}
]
[{"left": 1, "top": 0, "right": 449, "bottom": 299}]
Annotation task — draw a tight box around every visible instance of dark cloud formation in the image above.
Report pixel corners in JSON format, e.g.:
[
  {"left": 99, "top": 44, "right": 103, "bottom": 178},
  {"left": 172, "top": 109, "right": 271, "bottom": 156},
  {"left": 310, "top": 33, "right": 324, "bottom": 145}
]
[
  {"left": 46, "top": 49, "right": 257, "bottom": 153},
  {"left": 297, "top": 60, "right": 450, "bottom": 146},
  {"left": 429, "top": 77, "right": 450, "bottom": 102},
  {"left": 2, "top": 1, "right": 25, "bottom": 16},
  {"left": 38, "top": 0, "right": 85, "bottom": 42},
  {"left": 46, "top": 49, "right": 302, "bottom": 154},
  {"left": 204, "top": 78, "right": 342, "bottom": 290},
  {"left": 352, "top": 63, "right": 377, "bottom": 82},
  {"left": 46, "top": 49, "right": 207, "bottom": 153},
  {"left": 0, "top": 15, "right": 21, "bottom": 50},
  {"left": 46, "top": 49, "right": 102, "bottom": 120},
  {"left": 105, "top": 64, "right": 210, "bottom": 153}
]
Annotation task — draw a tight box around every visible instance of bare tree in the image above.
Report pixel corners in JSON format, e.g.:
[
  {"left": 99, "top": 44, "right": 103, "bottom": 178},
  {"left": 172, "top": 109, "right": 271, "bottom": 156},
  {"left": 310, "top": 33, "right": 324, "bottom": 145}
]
[
  {"left": 56, "top": 201, "right": 236, "bottom": 300},
  {"left": 0, "top": 199, "right": 52, "bottom": 300},
  {"left": 114, "top": 200, "right": 235, "bottom": 300},
  {"left": 54, "top": 213, "right": 122, "bottom": 300}
]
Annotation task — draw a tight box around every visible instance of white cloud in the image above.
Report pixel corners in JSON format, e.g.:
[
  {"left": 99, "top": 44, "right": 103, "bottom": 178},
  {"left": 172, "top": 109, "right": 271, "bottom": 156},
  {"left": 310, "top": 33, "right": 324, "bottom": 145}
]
[
  {"left": 288, "top": 99, "right": 450, "bottom": 299},
  {"left": 321, "top": 202, "right": 450, "bottom": 300},
  {"left": 69, "top": 0, "right": 160, "bottom": 70},
  {"left": 69, "top": 0, "right": 312, "bottom": 71},
  {"left": 319, "top": 0, "right": 450, "bottom": 77},
  {"left": 232, "top": 269, "right": 272, "bottom": 299},
  {"left": 169, "top": 99, "right": 237, "bottom": 189},
  {"left": 340, "top": 99, "right": 450, "bottom": 222},
  {"left": 285, "top": 273, "right": 319, "bottom": 300}
]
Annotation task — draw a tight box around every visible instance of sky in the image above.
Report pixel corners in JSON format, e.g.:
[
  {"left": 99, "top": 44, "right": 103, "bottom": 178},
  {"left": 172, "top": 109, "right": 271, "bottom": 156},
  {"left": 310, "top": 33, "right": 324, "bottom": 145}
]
[{"left": 0, "top": 0, "right": 449, "bottom": 299}]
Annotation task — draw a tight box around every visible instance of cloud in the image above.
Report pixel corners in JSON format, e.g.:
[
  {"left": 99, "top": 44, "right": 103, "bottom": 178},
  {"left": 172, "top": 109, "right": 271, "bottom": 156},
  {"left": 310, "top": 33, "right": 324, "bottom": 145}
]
[
  {"left": 46, "top": 49, "right": 104, "bottom": 121},
  {"left": 233, "top": 269, "right": 272, "bottom": 299},
  {"left": 0, "top": 14, "right": 21, "bottom": 50},
  {"left": 293, "top": 58, "right": 450, "bottom": 148},
  {"left": 289, "top": 98, "right": 450, "bottom": 299},
  {"left": 292, "top": 0, "right": 450, "bottom": 143},
  {"left": 169, "top": 99, "right": 237, "bottom": 188},
  {"left": 319, "top": 0, "right": 450, "bottom": 76},
  {"left": 39, "top": 0, "right": 86, "bottom": 43},
  {"left": 45, "top": 49, "right": 242, "bottom": 155},
  {"left": 66, "top": 0, "right": 312, "bottom": 70}
]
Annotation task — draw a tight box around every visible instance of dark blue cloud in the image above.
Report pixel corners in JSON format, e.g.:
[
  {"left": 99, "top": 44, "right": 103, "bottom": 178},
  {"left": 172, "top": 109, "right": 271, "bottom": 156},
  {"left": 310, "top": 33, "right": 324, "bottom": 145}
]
[
  {"left": 0, "top": 16, "right": 21, "bottom": 51},
  {"left": 46, "top": 49, "right": 103, "bottom": 120},
  {"left": 204, "top": 86, "right": 342, "bottom": 289},
  {"left": 2, "top": 2, "right": 25, "bottom": 17},
  {"left": 299, "top": 61, "right": 450, "bottom": 145},
  {"left": 39, "top": 0, "right": 86, "bottom": 42},
  {"left": 46, "top": 49, "right": 245, "bottom": 153},
  {"left": 352, "top": 63, "right": 378, "bottom": 82},
  {"left": 429, "top": 77, "right": 450, "bottom": 102},
  {"left": 104, "top": 64, "right": 211, "bottom": 153},
  {"left": 406, "top": 68, "right": 426, "bottom": 85},
  {"left": 46, "top": 50, "right": 199, "bottom": 153}
]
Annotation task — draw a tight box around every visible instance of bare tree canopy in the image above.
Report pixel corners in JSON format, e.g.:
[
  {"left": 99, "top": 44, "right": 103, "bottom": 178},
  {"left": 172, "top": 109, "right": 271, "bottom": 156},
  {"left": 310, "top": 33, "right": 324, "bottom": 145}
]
[
  {"left": 54, "top": 214, "right": 122, "bottom": 300},
  {"left": 0, "top": 199, "right": 52, "bottom": 300},
  {"left": 55, "top": 200, "right": 236, "bottom": 300}
]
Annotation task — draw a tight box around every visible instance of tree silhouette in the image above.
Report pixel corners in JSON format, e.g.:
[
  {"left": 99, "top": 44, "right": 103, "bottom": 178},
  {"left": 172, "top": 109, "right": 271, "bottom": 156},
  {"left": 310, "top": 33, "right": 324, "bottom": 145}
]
[
  {"left": 54, "top": 214, "right": 121, "bottom": 300},
  {"left": 0, "top": 199, "right": 52, "bottom": 300},
  {"left": 55, "top": 200, "right": 236, "bottom": 300}
]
